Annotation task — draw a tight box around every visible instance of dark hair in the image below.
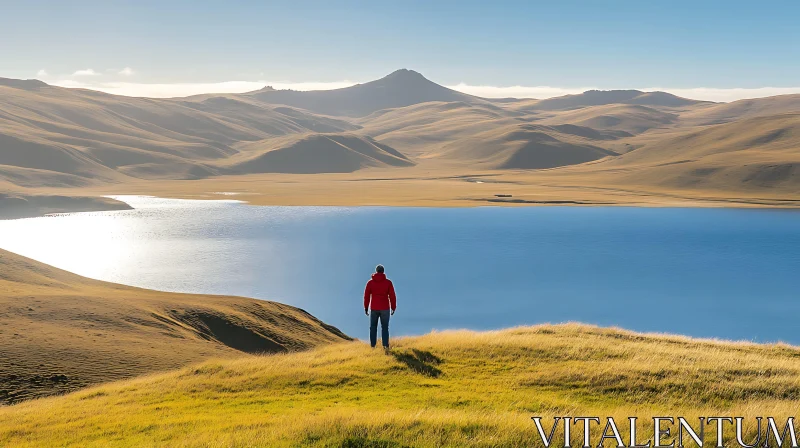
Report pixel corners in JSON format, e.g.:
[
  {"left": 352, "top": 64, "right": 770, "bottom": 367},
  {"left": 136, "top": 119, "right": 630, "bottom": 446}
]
[{"left": 376, "top": 264, "right": 385, "bottom": 273}]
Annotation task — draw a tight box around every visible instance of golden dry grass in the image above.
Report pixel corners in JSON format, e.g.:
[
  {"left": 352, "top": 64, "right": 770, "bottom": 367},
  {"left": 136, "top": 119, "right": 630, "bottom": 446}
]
[
  {"left": 2, "top": 324, "right": 799, "bottom": 447},
  {"left": 0, "top": 249, "right": 349, "bottom": 405},
  {"left": 41, "top": 167, "right": 800, "bottom": 210},
  {"left": 224, "top": 133, "right": 414, "bottom": 174}
]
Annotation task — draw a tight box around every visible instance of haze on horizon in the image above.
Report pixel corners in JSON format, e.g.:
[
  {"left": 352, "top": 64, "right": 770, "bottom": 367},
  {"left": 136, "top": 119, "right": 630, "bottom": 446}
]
[{"left": 2, "top": 0, "right": 800, "bottom": 102}]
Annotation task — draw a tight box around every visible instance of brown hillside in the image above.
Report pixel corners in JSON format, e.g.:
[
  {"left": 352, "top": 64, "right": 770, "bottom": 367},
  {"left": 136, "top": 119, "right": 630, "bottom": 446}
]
[
  {"left": 680, "top": 94, "right": 800, "bottom": 125},
  {"left": 591, "top": 113, "right": 800, "bottom": 192},
  {"left": 526, "top": 89, "right": 704, "bottom": 110},
  {"left": 224, "top": 133, "right": 414, "bottom": 174},
  {"left": 434, "top": 124, "right": 617, "bottom": 169},
  {"left": 0, "top": 249, "right": 349, "bottom": 404},
  {"left": 0, "top": 81, "right": 356, "bottom": 186},
  {"left": 0, "top": 70, "right": 799, "bottom": 208},
  {"left": 357, "top": 101, "right": 520, "bottom": 157},
  {"left": 541, "top": 104, "right": 678, "bottom": 134}
]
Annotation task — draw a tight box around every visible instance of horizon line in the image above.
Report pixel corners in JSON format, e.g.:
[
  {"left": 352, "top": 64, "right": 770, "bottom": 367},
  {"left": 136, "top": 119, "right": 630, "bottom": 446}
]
[{"left": 10, "top": 75, "right": 800, "bottom": 103}]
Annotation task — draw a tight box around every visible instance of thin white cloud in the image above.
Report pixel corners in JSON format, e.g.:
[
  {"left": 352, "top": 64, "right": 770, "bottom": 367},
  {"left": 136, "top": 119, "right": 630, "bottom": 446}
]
[
  {"left": 45, "top": 78, "right": 800, "bottom": 103},
  {"left": 72, "top": 68, "right": 100, "bottom": 76},
  {"left": 36, "top": 69, "right": 48, "bottom": 77},
  {"left": 118, "top": 67, "right": 134, "bottom": 76}
]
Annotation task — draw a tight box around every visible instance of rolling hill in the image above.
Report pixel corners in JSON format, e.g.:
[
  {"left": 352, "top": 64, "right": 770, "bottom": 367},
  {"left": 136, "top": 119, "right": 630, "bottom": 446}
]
[
  {"left": 0, "top": 248, "right": 349, "bottom": 404},
  {"left": 2, "top": 324, "right": 799, "bottom": 446},
  {"left": 224, "top": 133, "right": 414, "bottom": 174},
  {"left": 540, "top": 104, "right": 678, "bottom": 134},
  {"left": 679, "top": 94, "right": 800, "bottom": 125},
  {"left": 522, "top": 89, "right": 706, "bottom": 111},
  {"left": 0, "top": 79, "right": 360, "bottom": 186},
  {"left": 356, "top": 101, "right": 521, "bottom": 157},
  {"left": 434, "top": 123, "right": 618, "bottom": 169},
  {"left": 0, "top": 69, "right": 799, "bottom": 209},
  {"left": 595, "top": 113, "right": 800, "bottom": 192}
]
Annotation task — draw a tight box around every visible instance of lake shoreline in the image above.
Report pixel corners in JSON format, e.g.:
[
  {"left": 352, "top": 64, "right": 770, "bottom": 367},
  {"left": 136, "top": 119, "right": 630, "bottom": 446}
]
[
  {"left": 0, "top": 193, "right": 132, "bottom": 220},
  {"left": 4, "top": 186, "right": 799, "bottom": 221},
  {"left": 8, "top": 190, "right": 800, "bottom": 221},
  {"left": 5, "top": 167, "right": 798, "bottom": 216}
]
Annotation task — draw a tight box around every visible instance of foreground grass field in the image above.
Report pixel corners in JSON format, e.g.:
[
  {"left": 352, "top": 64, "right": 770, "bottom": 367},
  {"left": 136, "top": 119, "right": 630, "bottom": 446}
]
[{"left": 2, "top": 324, "right": 800, "bottom": 447}]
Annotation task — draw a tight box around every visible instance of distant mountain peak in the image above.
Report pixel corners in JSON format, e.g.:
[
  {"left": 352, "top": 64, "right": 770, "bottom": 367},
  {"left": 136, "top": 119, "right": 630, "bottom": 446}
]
[
  {"left": 245, "top": 68, "right": 478, "bottom": 117},
  {"left": 531, "top": 89, "right": 702, "bottom": 110},
  {"left": 576, "top": 90, "right": 645, "bottom": 102},
  {"left": 0, "top": 78, "right": 49, "bottom": 90},
  {"left": 582, "top": 89, "right": 644, "bottom": 95},
  {"left": 384, "top": 68, "right": 426, "bottom": 80},
  {"left": 377, "top": 69, "right": 433, "bottom": 87}
]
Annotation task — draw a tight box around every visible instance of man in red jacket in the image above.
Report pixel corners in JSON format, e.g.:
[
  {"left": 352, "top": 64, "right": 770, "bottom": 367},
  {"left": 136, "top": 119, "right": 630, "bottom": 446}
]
[{"left": 364, "top": 264, "right": 397, "bottom": 350}]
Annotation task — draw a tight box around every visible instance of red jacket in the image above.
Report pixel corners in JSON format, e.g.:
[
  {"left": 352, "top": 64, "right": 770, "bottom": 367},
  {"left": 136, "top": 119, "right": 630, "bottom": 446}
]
[{"left": 364, "top": 273, "right": 397, "bottom": 311}]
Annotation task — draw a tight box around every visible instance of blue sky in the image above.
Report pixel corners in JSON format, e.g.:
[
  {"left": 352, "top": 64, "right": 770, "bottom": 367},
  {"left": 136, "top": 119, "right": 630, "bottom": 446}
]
[{"left": 2, "top": 0, "right": 799, "bottom": 100}]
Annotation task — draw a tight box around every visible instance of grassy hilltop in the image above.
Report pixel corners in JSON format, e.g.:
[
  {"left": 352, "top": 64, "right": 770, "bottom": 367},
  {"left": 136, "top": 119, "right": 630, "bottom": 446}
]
[
  {"left": 0, "top": 249, "right": 349, "bottom": 404},
  {"left": 2, "top": 324, "right": 800, "bottom": 447}
]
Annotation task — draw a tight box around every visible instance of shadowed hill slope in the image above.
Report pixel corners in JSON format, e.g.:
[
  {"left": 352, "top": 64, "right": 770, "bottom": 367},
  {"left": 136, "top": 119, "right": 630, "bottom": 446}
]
[
  {"left": 2, "top": 324, "right": 800, "bottom": 446},
  {"left": 224, "top": 133, "right": 414, "bottom": 174},
  {"left": 433, "top": 123, "right": 618, "bottom": 169},
  {"left": 0, "top": 81, "right": 357, "bottom": 185},
  {"left": 0, "top": 77, "right": 48, "bottom": 90},
  {"left": 587, "top": 112, "right": 800, "bottom": 192},
  {"left": 540, "top": 104, "right": 678, "bottom": 134},
  {"left": 356, "top": 101, "right": 520, "bottom": 157},
  {"left": 244, "top": 69, "right": 485, "bottom": 117},
  {"left": 680, "top": 94, "right": 800, "bottom": 125},
  {"left": 0, "top": 249, "right": 349, "bottom": 404}
]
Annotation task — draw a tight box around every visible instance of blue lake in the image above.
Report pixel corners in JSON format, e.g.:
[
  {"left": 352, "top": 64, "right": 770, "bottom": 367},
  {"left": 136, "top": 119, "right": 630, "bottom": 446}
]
[{"left": 1, "top": 196, "right": 798, "bottom": 343}]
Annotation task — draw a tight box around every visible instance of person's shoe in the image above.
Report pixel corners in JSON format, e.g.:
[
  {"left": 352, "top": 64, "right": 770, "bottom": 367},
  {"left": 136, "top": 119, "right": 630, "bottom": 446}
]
[{"left": 383, "top": 346, "right": 390, "bottom": 354}]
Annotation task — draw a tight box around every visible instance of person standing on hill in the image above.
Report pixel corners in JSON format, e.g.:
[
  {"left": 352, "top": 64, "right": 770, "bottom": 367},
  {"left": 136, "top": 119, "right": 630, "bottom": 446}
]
[{"left": 364, "top": 264, "right": 397, "bottom": 351}]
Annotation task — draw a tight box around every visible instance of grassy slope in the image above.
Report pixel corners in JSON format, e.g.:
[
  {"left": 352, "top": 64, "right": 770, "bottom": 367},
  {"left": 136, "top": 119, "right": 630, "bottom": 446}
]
[
  {"left": 2, "top": 324, "right": 799, "bottom": 447},
  {"left": 59, "top": 166, "right": 800, "bottom": 210},
  {"left": 431, "top": 123, "right": 617, "bottom": 170},
  {"left": 550, "top": 113, "right": 800, "bottom": 196},
  {"left": 539, "top": 104, "right": 678, "bottom": 134},
  {"left": 97, "top": 93, "right": 794, "bottom": 207},
  {"left": 679, "top": 94, "right": 800, "bottom": 125},
  {"left": 0, "top": 82, "right": 357, "bottom": 184},
  {"left": 224, "top": 133, "right": 414, "bottom": 174},
  {"left": 0, "top": 249, "right": 349, "bottom": 404}
]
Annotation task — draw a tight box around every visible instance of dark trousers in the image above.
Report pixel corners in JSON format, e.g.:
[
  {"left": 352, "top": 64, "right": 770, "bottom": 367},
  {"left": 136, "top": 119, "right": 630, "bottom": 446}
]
[{"left": 370, "top": 309, "right": 391, "bottom": 348}]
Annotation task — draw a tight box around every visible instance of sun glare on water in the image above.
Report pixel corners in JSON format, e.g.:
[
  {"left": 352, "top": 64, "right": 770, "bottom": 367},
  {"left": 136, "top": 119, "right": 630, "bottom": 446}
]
[
  {"left": 0, "top": 211, "right": 134, "bottom": 280},
  {"left": 0, "top": 196, "right": 243, "bottom": 284}
]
